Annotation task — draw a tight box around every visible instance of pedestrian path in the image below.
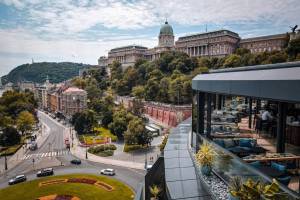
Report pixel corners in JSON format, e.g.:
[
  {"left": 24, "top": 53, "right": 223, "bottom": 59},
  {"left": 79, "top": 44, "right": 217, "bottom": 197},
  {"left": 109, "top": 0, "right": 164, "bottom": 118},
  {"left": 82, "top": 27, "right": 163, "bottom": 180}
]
[{"left": 21, "top": 150, "right": 70, "bottom": 160}]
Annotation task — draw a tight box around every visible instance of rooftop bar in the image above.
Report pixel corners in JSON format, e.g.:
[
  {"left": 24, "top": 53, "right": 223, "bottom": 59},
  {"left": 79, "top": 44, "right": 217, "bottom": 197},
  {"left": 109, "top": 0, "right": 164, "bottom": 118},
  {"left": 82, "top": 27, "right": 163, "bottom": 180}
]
[{"left": 190, "top": 61, "right": 300, "bottom": 199}]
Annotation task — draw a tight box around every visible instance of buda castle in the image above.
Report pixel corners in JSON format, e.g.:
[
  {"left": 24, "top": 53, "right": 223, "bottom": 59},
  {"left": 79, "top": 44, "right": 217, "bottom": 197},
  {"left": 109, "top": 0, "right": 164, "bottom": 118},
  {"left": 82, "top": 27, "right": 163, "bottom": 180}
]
[{"left": 98, "top": 21, "right": 289, "bottom": 71}]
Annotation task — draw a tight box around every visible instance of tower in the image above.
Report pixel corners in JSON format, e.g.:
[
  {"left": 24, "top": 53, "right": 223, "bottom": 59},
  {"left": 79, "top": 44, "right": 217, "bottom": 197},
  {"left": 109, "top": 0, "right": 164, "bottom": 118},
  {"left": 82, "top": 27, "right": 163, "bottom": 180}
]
[{"left": 158, "top": 20, "right": 174, "bottom": 47}]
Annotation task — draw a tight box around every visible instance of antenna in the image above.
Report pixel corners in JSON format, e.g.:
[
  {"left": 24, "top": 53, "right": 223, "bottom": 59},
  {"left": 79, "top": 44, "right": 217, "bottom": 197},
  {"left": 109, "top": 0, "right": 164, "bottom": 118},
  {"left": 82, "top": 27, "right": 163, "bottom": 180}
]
[{"left": 205, "top": 24, "right": 208, "bottom": 32}]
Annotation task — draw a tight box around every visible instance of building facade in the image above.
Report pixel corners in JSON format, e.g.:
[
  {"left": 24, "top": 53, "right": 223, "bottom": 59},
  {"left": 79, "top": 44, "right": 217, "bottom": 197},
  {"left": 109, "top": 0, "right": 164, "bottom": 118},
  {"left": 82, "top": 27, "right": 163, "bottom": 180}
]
[
  {"left": 176, "top": 30, "right": 240, "bottom": 57},
  {"left": 98, "top": 21, "right": 289, "bottom": 70},
  {"left": 239, "top": 33, "right": 287, "bottom": 53},
  {"left": 107, "top": 45, "right": 148, "bottom": 71},
  {"left": 61, "top": 87, "right": 87, "bottom": 118}
]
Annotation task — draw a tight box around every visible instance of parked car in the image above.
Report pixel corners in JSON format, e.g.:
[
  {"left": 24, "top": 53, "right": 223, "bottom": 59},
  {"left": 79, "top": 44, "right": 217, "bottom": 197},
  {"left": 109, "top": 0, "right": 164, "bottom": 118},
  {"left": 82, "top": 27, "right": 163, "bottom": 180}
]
[
  {"left": 29, "top": 142, "right": 38, "bottom": 151},
  {"left": 70, "top": 159, "right": 81, "bottom": 165},
  {"left": 8, "top": 175, "right": 26, "bottom": 185},
  {"left": 100, "top": 168, "right": 115, "bottom": 176},
  {"left": 36, "top": 168, "right": 54, "bottom": 177},
  {"left": 146, "top": 164, "right": 153, "bottom": 172}
]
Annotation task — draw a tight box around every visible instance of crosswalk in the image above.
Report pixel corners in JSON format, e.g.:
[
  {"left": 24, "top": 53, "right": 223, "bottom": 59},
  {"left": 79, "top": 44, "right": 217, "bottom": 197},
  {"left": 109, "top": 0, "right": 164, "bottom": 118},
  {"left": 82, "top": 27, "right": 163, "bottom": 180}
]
[{"left": 21, "top": 150, "right": 70, "bottom": 160}]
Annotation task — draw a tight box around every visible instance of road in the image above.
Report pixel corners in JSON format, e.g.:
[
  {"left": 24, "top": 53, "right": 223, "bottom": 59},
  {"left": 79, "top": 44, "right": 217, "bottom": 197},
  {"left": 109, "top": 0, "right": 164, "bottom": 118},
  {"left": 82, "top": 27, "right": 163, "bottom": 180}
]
[{"left": 0, "top": 111, "right": 145, "bottom": 191}]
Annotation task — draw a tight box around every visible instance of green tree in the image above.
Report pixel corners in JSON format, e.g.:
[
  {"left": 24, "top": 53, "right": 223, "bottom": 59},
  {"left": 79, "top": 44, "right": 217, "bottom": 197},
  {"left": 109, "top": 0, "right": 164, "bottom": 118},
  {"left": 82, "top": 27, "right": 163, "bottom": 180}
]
[
  {"left": 0, "top": 126, "right": 21, "bottom": 147},
  {"left": 86, "top": 84, "right": 102, "bottom": 101},
  {"left": 132, "top": 85, "right": 145, "bottom": 99},
  {"left": 71, "top": 110, "right": 96, "bottom": 135},
  {"left": 109, "top": 107, "right": 133, "bottom": 139},
  {"left": 110, "top": 61, "right": 123, "bottom": 80},
  {"left": 16, "top": 111, "right": 36, "bottom": 136},
  {"left": 287, "top": 38, "right": 300, "bottom": 59},
  {"left": 223, "top": 54, "right": 242, "bottom": 68},
  {"left": 124, "top": 117, "right": 153, "bottom": 146},
  {"left": 72, "top": 77, "right": 87, "bottom": 89}
]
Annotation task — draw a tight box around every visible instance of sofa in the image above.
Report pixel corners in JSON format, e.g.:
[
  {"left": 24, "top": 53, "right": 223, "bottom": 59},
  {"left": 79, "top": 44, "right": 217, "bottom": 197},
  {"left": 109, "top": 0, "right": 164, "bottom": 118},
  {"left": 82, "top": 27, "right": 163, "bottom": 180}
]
[{"left": 213, "top": 138, "right": 267, "bottom": 157}]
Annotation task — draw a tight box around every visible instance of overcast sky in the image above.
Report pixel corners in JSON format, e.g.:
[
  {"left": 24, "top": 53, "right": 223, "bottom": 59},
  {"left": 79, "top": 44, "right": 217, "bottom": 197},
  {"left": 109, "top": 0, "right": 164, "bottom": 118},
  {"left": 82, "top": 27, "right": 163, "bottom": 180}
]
[{"left": 0, "top": 0, "right": 299, "bottom": 77}]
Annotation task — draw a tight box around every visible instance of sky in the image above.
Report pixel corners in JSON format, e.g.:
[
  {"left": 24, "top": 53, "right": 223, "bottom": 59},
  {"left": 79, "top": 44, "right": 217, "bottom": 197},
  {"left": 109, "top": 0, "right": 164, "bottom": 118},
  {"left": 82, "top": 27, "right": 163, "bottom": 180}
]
[{"left": 0, "top": 0, "right": 300, "bottom": 77}]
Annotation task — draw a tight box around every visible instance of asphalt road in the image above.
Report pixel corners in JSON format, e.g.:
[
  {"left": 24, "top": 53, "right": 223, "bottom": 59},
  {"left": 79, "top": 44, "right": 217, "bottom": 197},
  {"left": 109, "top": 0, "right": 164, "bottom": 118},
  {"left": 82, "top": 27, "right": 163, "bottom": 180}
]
[{"left": 0, "top": 111, "right": 145, "bottom": 191}]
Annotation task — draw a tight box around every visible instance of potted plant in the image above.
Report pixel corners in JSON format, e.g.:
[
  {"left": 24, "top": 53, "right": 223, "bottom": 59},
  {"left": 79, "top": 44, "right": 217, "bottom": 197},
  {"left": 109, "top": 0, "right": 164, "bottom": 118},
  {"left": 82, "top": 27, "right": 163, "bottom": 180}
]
[
  {"left": 149, "top": 184, "right": 161, "bottom": 200},
  {"left": 228, "top": 176, "right": 242, "bottom": 200},
  {"left": 195, "top": 142, "right": 216, "bottom": 176},
  {"left": 228, "top": 177, "right": 288, "bottom": 200}
]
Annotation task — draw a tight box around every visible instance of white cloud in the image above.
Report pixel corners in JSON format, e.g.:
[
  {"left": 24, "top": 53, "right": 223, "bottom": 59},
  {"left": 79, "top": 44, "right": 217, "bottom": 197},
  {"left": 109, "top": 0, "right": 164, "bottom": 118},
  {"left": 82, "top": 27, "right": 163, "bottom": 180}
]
[
  {"left": 1, "top": 0, "right": 300, "bottom": 76},
  {"left": 0, "top": 28, "right": 157, "bottom": 76}
]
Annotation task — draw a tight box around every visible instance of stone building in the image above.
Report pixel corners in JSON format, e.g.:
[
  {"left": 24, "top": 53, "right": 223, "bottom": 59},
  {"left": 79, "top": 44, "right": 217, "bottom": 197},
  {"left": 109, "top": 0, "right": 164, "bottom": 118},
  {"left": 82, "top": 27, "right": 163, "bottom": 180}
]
[
  {"left": 107, "top": 45, "right": 147, "bottom": 71},
  {"left": 176, "top": 30, "right": 240, "bottom": 57},
  {"left": 98, "top": 21, "right": 289, "bottom": 70},
  {"left": 61, "top": 87, "right": 87, "bottom": 118},
  {"left": 34, "top": 77, "right": 52, "bottom": 110},
  {"left": 18, "top": 81, "right": 35, "bottom": 92},
  {"left": 145, "top": 21, "right": 175, "bottom": 61},
  {"left": 239, "top": 33, "right": 287, "bottom": 53}
]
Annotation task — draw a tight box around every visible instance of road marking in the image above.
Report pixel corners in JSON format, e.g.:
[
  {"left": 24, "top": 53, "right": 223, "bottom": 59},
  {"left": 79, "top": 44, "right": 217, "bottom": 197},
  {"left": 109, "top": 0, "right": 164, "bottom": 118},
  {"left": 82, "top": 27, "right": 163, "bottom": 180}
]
[{"left": 21, "top": 150, "right": 69, "bottom": 160}]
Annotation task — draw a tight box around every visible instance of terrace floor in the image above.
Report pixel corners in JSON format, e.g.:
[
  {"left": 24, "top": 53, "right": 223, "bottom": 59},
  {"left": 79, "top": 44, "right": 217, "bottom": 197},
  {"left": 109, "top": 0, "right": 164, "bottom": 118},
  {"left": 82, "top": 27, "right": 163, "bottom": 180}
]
[{"left": 238, "top": 117, "right": 300, "bottom": 193}]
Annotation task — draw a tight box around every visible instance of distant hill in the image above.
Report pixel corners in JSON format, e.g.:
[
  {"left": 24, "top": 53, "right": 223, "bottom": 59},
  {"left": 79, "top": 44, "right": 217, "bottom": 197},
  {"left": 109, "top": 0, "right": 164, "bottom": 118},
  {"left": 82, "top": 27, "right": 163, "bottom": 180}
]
[{"left": 1, "top": 62, "right": 91, "bottom": 84}]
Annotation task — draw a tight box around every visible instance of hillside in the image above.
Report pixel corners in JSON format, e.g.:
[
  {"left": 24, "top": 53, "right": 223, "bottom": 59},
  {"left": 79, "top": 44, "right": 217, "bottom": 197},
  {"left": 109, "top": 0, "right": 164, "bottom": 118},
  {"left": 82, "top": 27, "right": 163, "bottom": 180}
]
[{"left": 1, "top": 62, "right": 90, "bottom": 84}]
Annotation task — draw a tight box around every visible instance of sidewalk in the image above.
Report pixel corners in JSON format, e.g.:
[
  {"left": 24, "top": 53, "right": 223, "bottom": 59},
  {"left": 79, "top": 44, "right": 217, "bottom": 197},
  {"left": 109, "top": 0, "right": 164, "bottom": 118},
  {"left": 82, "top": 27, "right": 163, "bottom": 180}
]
[
  {"left": 68, "top": 127, "right": 145, "bottom": 170},
  {"left": 0, "top": 122, "right": 51, "bottom": 174}
]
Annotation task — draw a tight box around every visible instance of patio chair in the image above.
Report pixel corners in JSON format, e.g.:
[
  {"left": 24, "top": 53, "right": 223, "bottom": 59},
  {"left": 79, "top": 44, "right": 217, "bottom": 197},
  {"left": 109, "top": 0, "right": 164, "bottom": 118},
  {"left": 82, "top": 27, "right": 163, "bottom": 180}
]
[
  {"left": 277, "top": 176, "right": 292, "bottom": 186},
  {"left": 271, "top": 162, "right": 287, "bottom": 173}
]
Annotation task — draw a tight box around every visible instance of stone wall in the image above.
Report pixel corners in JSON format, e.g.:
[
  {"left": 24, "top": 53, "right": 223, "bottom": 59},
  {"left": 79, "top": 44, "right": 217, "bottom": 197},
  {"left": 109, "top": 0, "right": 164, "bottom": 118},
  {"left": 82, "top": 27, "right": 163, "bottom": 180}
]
[{"left": 116, "top": 96, "right": 192, "bottom": 127}]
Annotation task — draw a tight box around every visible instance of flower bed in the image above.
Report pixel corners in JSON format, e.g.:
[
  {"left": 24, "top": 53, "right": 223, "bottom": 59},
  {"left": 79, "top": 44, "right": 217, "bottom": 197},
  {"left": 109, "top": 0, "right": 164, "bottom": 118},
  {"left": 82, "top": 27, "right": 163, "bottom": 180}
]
[
  {"left": 88, "top": 144, "right": 117, "bottom": 157},
  {"left": 38, "top": 194, "right": 80, "bottom": 200},
  {"left": 67, "top": 178, "right": 97, "bottom": 184},
  {"left": 39, "top": 178, "right": 114, "bottom": 192}
]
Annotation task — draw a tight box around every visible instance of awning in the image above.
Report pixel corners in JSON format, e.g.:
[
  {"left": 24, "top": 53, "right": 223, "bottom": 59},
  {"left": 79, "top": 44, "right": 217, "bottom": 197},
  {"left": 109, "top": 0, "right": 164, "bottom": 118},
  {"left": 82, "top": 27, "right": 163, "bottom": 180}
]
[{"left": 192, "top": 62, "right": 300, "bottom": 103}]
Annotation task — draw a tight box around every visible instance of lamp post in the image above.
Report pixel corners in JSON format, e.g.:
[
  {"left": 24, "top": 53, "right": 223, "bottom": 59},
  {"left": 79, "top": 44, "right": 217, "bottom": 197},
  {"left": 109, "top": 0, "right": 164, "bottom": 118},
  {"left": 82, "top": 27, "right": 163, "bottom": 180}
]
[
  {"left": 85, "top": 145, "right": 88, "bottom": 159},
  {"left": 4, "top": 151, "right": 8, "bottom": 170}
]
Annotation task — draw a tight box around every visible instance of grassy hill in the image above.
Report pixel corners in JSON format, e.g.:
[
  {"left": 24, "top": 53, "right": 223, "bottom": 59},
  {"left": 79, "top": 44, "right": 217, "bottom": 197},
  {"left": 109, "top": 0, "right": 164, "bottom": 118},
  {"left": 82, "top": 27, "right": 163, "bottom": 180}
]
[{"left": 1, "top": 62, "right": 91, "bottom": 84}]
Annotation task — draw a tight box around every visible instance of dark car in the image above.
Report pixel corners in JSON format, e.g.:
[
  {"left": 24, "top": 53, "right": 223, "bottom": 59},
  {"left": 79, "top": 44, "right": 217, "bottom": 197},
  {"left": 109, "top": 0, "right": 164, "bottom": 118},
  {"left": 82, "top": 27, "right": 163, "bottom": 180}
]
[
  {"left": 8, "top": 175, "right": 26, "bottom": 185},
  {"left": 37, "top": 168, "right": 54, "bottom": 177},
  {"left": 70, "top": 159, "right": 81, "bottom": 165}
]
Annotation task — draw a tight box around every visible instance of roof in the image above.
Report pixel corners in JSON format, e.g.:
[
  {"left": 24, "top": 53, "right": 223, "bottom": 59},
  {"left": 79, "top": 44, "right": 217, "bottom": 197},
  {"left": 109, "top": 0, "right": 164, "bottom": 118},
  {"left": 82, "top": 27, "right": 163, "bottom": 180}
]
[
  {"left": 63, "top": 87, "right": 86, "bottom": 94},
  {"left": 192, "top": 61, "right": 300, "bottom": 102},
  {"left": 178, "top": 29, "right": 239, "bottom": 40},
  {"left": 240, "top": 33, "right": 287, "bottom": 43},
  {"left": 110, "top": 45, "right": 148, "bottom": 52},
  {"left": 159, "top": 21, "right": 174, "bottom": 36}
]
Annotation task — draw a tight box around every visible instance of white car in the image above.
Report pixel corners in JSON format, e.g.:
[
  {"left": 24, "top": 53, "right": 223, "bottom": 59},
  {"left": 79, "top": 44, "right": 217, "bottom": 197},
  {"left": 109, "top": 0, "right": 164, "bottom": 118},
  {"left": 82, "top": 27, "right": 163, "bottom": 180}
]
[{"left": 100, "top": 168, "right": 115, "bottom": 176}]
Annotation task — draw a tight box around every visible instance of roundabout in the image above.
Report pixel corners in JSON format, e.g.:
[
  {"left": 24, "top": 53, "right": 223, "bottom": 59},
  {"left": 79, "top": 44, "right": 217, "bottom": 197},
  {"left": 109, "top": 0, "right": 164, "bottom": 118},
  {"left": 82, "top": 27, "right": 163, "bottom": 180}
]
[{"left": 0, "top": 173, "right": 134, "bottom": 200}]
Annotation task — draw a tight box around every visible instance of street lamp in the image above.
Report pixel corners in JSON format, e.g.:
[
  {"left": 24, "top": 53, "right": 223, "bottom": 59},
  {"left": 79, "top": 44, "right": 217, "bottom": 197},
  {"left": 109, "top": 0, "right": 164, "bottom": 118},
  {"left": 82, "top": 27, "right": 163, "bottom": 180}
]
[
  {"left": 85, "top": 145, "right": 88, "bottom": 159},
  {"left": 4, "top": 150, "right": 8, "bottom": 170}
]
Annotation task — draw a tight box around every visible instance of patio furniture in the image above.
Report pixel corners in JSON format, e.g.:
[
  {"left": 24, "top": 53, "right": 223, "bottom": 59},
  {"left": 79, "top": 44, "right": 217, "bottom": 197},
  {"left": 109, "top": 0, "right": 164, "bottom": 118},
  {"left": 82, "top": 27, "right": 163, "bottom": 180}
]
[
  {"left": 243, "top": 153, "right": 300, "bottom": 168},
  {"left": 256, "top": 166, "right": 286, "bottom": 178},
  {"left": 277, "top": 176, "right": 292, "bottom": 186},
  {"left": 213, "top": 138, "right": 267, "bottom": 157}
]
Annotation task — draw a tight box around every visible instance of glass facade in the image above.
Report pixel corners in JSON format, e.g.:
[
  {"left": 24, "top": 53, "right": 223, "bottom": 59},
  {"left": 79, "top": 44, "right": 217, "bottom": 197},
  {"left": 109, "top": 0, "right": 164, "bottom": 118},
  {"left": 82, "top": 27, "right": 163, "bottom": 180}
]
[{"left": 192, "top": 90, "right": 300, "bottom": 199}]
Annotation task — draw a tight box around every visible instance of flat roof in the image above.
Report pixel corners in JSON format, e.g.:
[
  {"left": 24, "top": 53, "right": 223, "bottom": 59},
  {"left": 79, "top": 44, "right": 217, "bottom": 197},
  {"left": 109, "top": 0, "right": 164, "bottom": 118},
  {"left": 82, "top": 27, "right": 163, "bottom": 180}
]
[{"left": 192, "top": 61, "right": 300, "bottom": 102}]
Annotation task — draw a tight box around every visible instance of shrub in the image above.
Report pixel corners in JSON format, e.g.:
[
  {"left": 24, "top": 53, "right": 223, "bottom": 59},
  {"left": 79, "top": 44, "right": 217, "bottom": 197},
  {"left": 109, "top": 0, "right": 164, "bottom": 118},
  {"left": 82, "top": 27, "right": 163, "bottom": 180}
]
[
  {"left": 160, "top": 135, "right": 169, "bottom": 152},
  {"left": 88, "top": 144, "right": 117, "bottom": 154},
  {"left": 123, "top": 144, "right": 144, "bottom": 152}
]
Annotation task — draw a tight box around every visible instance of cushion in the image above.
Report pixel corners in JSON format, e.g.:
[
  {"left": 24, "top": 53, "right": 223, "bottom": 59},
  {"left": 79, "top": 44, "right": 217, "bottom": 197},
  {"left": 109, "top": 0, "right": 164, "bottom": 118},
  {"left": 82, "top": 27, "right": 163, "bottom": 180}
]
[
  {"left": 249, "top": 161, "right": 261, "bottom": 168},
  {"left": 223, "top": 139, "right": 235, "bottom": 148},
  {"left": 214, "top": 139, "right": 225, "bottom": 148},
  {"left": 271, "top": 162, "right": 286, "bottom": 172},
  {"left": 239, "top": 139, "right": 253, "bottom": 148},
  {"left": 277, "top": 176, "right": 291, "bottom": 186}
]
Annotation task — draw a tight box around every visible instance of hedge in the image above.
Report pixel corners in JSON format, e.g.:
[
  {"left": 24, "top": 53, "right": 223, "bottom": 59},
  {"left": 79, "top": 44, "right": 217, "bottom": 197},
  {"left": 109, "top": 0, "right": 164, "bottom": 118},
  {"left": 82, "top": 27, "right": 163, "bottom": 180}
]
[{"left": 123, "top": 144, "right": 144, "bottom": 152}]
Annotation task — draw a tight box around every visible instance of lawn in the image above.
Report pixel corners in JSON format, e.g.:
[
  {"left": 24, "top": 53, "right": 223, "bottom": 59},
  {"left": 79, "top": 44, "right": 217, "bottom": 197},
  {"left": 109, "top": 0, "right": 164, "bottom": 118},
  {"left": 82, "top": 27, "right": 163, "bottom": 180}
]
[
  {"left": 0, "top": 174, "right": 134, "bottom": 200},
  {"left": 93, "top": 127, "right": 118, "bottom": 142}
]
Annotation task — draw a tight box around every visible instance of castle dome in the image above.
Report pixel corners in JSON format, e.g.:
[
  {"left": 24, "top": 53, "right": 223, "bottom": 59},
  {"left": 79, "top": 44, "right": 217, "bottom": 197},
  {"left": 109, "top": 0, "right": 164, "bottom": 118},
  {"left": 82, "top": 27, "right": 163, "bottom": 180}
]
[{"left": 159, "top": 21, "right": 173, "bottom": 36}]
